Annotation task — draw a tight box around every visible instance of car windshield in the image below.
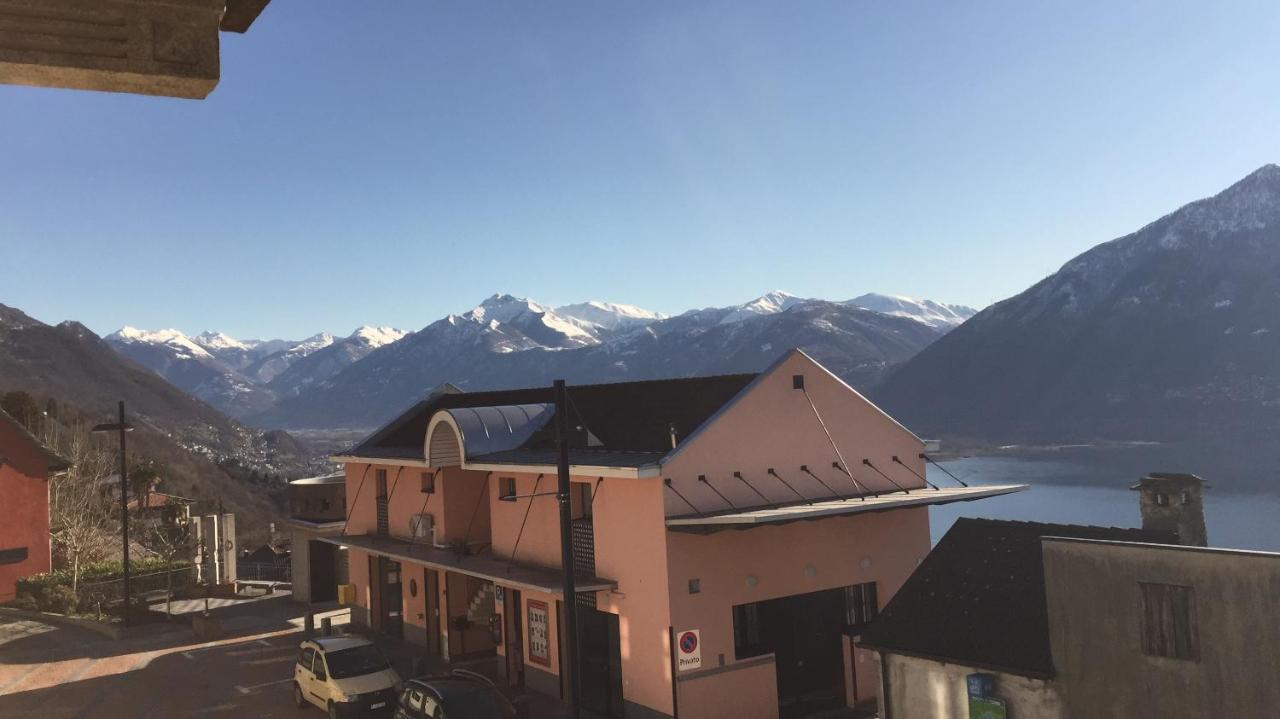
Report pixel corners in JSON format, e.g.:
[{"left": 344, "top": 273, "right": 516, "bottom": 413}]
[
  {"left": 324, "top": 645, "right": 390, "bottom": 679},
  {"left": 440, "top": 685, "right": 517, "bottom": 718}
]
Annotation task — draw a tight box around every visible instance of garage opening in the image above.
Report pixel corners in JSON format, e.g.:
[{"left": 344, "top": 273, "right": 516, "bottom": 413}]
[{"left": 733, "top": 583, "right": 876, "bottom": 718}]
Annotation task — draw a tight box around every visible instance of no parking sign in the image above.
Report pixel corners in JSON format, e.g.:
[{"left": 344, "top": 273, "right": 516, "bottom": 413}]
[{"left": 676, "top": 629, "right": 701, "bottom": 671}]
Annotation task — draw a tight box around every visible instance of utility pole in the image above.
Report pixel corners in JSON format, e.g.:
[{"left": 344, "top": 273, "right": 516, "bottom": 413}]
[
  {"left": 554, "top": 380, "right": 581, "bottom": 719},
  {"left": 92, "top": 401, "right": 133, "bottom": 626}
]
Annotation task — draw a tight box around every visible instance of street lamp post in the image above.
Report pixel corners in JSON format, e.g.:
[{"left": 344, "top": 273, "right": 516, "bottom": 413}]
[{"left": 92, "top": 401, "right": 134, "bottom": 626}]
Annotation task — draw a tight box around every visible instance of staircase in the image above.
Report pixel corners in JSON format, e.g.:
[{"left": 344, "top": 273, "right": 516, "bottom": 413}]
[{"left": 466, "top": 582, "right": 495, "bottom": 624}]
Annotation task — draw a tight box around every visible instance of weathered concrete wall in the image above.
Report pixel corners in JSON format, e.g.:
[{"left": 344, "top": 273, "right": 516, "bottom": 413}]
[
  {"left": 879, "top": 653, "right": 1063, "bottom": 719},
  {"left": 1044, "top": 538, "right": 1280, "bottom": 718},
  {"left": 290, "top": 530, "right": 312, "bottom": 603}
]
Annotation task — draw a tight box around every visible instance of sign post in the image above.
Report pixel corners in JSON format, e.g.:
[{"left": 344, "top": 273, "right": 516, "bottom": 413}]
[{"left": 676, "top": 629, "right": 702, "bottom": 672}]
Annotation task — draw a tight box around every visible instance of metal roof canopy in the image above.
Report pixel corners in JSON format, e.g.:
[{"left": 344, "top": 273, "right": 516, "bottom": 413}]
[
  {"left": 665, "top": 484, "right": 1028, "bottom": 531},
  {"left": 317, "top": 533, "right": 616, "bottom": 597},
  {"left": 445, "top": 403, "right": 554, "bottom": 458}
]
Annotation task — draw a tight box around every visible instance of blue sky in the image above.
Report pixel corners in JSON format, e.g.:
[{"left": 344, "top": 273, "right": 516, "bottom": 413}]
[{"left": 2, "top": 1, "right": 1278, "bottom": 340}]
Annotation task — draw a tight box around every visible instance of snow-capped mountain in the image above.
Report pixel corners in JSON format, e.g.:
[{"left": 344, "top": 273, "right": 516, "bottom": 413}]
[
  {"left": 253, "top": 290, "right": 969, "bottom": 429},
  {"left": 554, "top": 301, "right": 667, "bottom": 334},
  {"left": 267, "top": 326, "right": 408, "bottom": 397},
  {"left": 105, "top": 324, "right": 411, "bottom": 418},
  {"left": 876, "top": 163, "right": 1280, "bottom": 443},
  {"left": 847, "top": 293, "right": 977, "bottom": 329}
]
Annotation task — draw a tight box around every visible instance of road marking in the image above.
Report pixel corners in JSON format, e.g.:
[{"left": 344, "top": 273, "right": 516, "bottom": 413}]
[
  {"left": 257, "top": 639, "right": 273, "bottom": 647},
  {"left": 235, "top": 677, "right": 293, "bottom": 695},
  {"left": 244, "top": 654, "right": 295, "bottom": 665},
  {"left": 182, "top": 651, "right": 197, "bottom": 660},
  {"left": 188, "top": 704, "right": 241, "bottom": 715}
]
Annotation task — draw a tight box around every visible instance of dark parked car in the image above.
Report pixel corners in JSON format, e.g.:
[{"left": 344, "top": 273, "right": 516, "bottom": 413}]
[{"left": 392, "top": 670, "right": 525, "bottom": 719}]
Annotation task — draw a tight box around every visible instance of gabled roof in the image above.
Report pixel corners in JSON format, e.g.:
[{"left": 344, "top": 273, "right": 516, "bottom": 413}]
[
  {"left": 0, "top": 407, "right": 70, "bottom": 472},
  {"left": 343, "top": 374, "right": 757, "bottom": 465},
  {"left": 858, "top": 517, "right": 1177, "bottom": 677}
]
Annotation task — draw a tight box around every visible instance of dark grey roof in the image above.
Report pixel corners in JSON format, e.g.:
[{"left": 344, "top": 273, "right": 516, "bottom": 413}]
[
  {"left": 858, "top": 517, "right": 1177, "bottom": 677},
  {"left": 469, "top": 448, "right": 666, "bottom": 469},
  {"left": 343, "top": 374, "right": 756, "bottom": 465}
]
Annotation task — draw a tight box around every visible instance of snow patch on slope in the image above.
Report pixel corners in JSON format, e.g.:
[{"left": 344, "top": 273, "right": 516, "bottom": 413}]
[{"left": 108, "top": 327, "right": 213, "bottom": 359}]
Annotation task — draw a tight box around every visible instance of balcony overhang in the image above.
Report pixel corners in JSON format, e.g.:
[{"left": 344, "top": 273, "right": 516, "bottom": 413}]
[
  {"left": 317, "top": 533, "right": 617, "bottom": 597},
  {"left": 665, "top": 484, "right": 1028, "bottom": 532}
]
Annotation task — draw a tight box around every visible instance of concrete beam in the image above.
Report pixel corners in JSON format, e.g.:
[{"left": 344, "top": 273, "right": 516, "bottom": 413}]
[{"left": 0, "top": 0, "right": 223, "bottom": 99}]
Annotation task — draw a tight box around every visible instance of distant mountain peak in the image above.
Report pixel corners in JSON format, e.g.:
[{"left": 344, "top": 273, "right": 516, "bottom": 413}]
[
  {"left": 194, "top": 330, "right": 249, "bottom": 351},
  {"left": 108, "top": 326, "right": 213, "bottom": 358},
  {"left": 349, "top": 326, "right": 407, "bottom": 347},
  {"left": 848, "top": 293, "right": 977, "bottom": 328}
]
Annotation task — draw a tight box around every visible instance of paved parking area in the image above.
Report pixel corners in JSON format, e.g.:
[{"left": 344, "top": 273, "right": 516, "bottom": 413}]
[{"left": 0, "top": 597, "right": 344, "bottom": 719}]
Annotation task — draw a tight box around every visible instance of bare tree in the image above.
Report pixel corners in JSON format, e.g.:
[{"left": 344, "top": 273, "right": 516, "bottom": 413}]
[
  {"left": 134, "top": 497, "right": 194, "bottom": 618},
  {"left": 41, "top": 419, "right": 117, "bottom": 594}
]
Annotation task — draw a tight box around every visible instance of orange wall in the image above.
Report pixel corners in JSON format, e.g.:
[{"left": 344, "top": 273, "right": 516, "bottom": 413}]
[
  {"left": 0, "top": 420, "right": 52, "bottom": 602},
  {"left": 662, "top": 351, "right": 926, "bottom": 515},
  {"left": 489, "top": 471, "right": 564, "bottom": 566},
  {"left": 665, "top": 507, "right": 930, "bottom": 710},
  {"left": 593, "top": 476, "right": 675, "bottom": 716},
  {"left": 436, "top": 468, "right": 491, "bottom": 546}
]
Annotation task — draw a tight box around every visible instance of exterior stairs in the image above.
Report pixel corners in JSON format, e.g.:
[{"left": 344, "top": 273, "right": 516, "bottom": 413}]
[{"left": 466, "top": 582, "right": 495, "bottom": 624}]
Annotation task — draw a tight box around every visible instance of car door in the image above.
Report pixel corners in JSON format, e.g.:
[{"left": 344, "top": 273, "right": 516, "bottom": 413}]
[
  {"left": 311, "top": 650, "right": 333, "bottom": 707},
  {"left": 296, "top": 646, "right": 317, "bottom": 705}
]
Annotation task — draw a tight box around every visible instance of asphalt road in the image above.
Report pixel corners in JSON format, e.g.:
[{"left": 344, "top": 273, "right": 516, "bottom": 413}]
[{"left": 0, "top": 601, "right": 332, "bottom": 719}]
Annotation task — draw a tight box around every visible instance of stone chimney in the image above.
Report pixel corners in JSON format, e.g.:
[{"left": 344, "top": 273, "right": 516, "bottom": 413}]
[{"left": 1131, "top": 473, "right": 1208, "bottom": 547}]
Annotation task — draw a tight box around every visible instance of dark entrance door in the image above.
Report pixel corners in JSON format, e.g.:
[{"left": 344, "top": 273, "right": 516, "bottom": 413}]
[
  {"left": 309, "top": 540, "right": 337, "bottom": 603},
  {"left": 579, "top": 607, "right": 624, "bottom": 718},
  {"left": 733, "top": 587, "right": 846, "bottom": 718},
  {"left": 426, "top": 568, "right": 441, "bottom": 658},
  {"left": 505, "top": 589, "right": 525, "bottom": 688},
  {"left": 378, "top": 557, "right": 403, "bottom": 639}
]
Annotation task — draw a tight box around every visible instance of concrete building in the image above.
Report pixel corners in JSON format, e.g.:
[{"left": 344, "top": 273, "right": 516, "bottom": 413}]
[
  {"left": 1043, "top": 537, "right": 1280, "bottom": 717},
  {"left": 0, "top": 408, "right": 69, "bottom": 602},
  {"left": 860, "top": 511, "right": 1280, "bottom": 718},
  {"left": 285, "top": 473, "right": 348, "bottom": 603},
  {"left": 326, "top": 349, "right": 1023, "bottom": 718}
]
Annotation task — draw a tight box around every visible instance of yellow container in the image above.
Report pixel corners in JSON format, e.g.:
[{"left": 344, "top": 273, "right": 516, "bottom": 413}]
[{"left": 337, "top": 583, "right": 356, "bottom": 605}]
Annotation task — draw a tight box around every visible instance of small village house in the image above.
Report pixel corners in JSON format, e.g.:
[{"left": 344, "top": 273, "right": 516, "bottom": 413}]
[
  {"left": 0, "top": 407, "right": 69, "bottom": 602},
  {"left": 859, "top": 474, "right": 1280, "bottom": 718},
  {"left": 326, "top": 349, "right": 1022, "bottom": 718}
]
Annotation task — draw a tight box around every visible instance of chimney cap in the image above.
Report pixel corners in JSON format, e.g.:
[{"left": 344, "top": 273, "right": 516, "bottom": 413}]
[{"left": 1130, "top": 472, "right": 1209, "bottom": 490}]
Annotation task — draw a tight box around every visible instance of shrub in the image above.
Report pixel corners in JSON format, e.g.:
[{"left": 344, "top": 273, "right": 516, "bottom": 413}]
[
  {"left": 36, "top": 584, "right": 78, "bottom": 615},
  {"left": 7, "top": 594, "right": 39, "bottom": 611}
]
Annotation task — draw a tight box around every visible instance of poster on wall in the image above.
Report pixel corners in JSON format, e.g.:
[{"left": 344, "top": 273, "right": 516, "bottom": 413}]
[{"left": 527, "top": 600, "right": 550, "bottom": 666}]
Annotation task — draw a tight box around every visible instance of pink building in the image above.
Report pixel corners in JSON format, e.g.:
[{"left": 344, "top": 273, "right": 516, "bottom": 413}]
[{"left": 329, "top": 349, "right": 1021, "bottom": 718}]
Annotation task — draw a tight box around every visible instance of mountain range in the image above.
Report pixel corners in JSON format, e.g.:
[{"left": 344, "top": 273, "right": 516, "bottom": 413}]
[
  {"left": 876, "top": 163, "right": 1280, "bottom": 444},
  {"left": 105, "top": 325, "right": 407, "bottom": 419},
  {"left": 107, "top": 292, "right": 976, "bottom": 429},
  {"left": 0, "top": 304, "right": 319, "bottom": 544}
]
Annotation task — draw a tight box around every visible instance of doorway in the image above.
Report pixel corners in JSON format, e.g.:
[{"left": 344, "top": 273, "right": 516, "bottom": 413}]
[
  {"left": 733, "top": 587, "right": 846, "bottom": 718},
  {"left": 579, "top": 607, "right": 624, "bottom": 718},
  {"left": 308, "top": 540, "right": 337, "bottom": 603},
  {"left": 376, "top": 557, "right": 403, "bottom": 639},
  {"left": 504, "top": 588, "right": 525, "bottom": 688}
]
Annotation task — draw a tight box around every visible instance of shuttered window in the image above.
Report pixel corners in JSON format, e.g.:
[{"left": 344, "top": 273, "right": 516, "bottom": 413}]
[{"left": 1140, "top": 582, "right": 1198, "bottom": 660}]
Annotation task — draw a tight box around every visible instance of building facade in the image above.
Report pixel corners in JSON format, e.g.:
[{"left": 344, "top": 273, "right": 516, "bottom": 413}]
[
  {"left": 329, "top": 350, "right": 1021, "bottom": 718},
  {"left": 286, "top": 473, "right": 349, "bottom": 603},
  {"left": 860, "top": 511, "right": 1280, "bottom": 718},
  {"left": 0, "top": 408, "right": 68, "bottom": 602}
]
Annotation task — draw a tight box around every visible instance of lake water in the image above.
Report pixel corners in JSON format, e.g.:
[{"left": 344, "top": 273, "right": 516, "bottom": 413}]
[{"left": 926, "top": 455, "right": 1280, "bottom": 551}]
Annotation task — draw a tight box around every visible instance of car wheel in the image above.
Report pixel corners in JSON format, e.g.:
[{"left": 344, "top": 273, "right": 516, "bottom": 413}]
[
  {"left": 294, "top": 683, "right": 307, "bottom": 709},
  {"left": 327, "top": 701, "right": 339, "bottom": 719}
]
